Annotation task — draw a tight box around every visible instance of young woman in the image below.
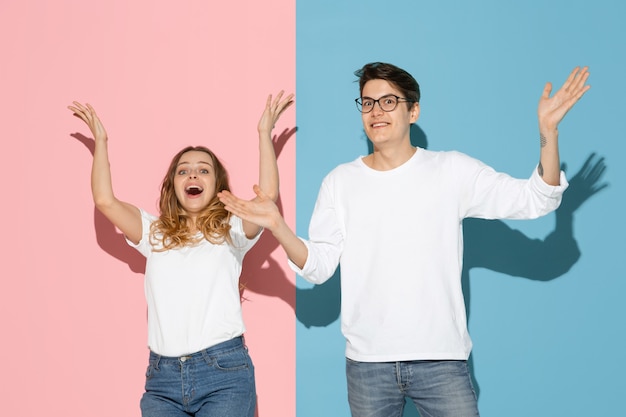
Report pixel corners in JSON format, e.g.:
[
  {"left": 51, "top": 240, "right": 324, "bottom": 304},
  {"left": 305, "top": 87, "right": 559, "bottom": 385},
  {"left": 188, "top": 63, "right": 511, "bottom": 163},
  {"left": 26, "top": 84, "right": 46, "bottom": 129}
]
[{"left": 68, "top": 92, "right": 293, "bottom": 417}]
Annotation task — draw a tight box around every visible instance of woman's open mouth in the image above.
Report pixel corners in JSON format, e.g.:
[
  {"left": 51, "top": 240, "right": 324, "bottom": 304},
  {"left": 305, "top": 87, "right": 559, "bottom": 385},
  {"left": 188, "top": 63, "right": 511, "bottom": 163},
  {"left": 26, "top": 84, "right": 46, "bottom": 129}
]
[{"left": 185, "top": 185, "right": 204, "bottom": 196}]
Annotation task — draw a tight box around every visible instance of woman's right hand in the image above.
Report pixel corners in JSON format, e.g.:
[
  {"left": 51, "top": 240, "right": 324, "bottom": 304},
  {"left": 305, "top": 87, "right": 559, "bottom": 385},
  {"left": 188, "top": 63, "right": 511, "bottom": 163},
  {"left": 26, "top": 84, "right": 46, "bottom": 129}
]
[{"left": 68, "top": 102, "right": 108, "bottom": 142}]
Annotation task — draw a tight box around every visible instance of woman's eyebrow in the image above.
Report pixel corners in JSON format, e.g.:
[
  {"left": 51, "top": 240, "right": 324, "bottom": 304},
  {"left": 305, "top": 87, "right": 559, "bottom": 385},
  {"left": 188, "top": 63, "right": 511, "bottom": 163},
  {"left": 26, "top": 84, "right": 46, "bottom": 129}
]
[{"left": 176, "top": 160, "right": 213, "bottom": 167}]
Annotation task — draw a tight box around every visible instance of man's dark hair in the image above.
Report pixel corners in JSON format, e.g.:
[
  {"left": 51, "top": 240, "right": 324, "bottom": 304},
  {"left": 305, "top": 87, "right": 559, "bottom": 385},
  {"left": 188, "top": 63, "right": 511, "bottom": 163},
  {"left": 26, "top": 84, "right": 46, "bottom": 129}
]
[{"left": 355, "top": 62, "right": 421, "bottom": 105}]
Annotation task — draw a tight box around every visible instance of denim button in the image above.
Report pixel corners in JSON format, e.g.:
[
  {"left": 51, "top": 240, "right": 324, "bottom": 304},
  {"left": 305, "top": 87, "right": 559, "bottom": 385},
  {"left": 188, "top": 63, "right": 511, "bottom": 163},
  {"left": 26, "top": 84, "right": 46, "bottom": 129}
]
[{"left": 180, "top": 356, "right": 191, "bottom": 363}]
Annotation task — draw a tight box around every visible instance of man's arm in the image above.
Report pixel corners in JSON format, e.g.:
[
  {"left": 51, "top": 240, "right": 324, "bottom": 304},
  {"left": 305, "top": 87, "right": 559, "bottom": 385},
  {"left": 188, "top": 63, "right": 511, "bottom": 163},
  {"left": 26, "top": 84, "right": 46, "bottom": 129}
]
[
  {"left": 219, "top": 185, "right": 308, "bottom": 268},
  {"left": 537, "top": 66, "right": 590, "bottom": 185}
]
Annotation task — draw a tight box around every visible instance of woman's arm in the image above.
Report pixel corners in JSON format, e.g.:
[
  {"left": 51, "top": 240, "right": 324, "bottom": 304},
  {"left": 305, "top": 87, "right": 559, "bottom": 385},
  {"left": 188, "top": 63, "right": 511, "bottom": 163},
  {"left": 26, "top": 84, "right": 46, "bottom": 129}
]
[
  {"left": 68, "top": 102, "right": 142, "bottom": 244},
  {"left": 242, "top": 92, "right": 294, "bottom": 238}
]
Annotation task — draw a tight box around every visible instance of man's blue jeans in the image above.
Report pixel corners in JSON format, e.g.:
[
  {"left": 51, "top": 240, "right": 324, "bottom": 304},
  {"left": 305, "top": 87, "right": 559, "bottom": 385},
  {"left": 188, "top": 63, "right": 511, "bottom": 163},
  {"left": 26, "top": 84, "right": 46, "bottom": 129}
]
[
  {"left": 346, "top": 359, "right": 480, "bottom": 417},
  {"left": 140, "top": 336, "right": 256, "bottom": 417}
]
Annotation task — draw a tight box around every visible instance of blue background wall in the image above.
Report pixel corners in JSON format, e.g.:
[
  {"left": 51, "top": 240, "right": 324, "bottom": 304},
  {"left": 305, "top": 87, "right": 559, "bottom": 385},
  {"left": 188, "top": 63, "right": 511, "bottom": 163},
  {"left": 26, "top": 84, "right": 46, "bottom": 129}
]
[{"left": 295, "top": 1, "right": 625, "bottom": 415}]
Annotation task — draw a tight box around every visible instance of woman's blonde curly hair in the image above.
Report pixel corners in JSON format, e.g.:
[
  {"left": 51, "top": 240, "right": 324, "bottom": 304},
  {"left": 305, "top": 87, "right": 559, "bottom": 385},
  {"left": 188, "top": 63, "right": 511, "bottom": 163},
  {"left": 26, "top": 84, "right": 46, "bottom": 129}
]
[{"left": 150, "top": 146, "right": 232, "bottom": 250}]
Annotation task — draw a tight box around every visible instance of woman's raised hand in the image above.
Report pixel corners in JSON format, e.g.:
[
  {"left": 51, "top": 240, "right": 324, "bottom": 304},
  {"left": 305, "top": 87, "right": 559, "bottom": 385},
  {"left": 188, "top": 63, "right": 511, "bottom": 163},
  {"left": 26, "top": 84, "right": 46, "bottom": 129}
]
[
  {"left": 68, "top": 102, "right": 108, "bottom": 142},
  {"left": 258, "top": 91, "right": 294, "bottom": 135}
]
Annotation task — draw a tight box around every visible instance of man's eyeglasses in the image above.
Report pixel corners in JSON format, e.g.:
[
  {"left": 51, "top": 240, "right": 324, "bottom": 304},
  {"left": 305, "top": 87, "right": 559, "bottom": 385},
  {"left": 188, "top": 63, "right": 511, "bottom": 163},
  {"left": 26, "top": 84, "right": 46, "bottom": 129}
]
[{"left": 355, "top": 94, "right": 415, "bottom": 113}]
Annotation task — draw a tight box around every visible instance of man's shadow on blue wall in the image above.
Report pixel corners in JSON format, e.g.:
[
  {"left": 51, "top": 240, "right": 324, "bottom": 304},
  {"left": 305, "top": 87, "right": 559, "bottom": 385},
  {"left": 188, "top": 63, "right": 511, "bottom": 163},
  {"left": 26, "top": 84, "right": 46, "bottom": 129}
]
[{"left": 295, "top": 124, "right": 608, "bottom": 416}]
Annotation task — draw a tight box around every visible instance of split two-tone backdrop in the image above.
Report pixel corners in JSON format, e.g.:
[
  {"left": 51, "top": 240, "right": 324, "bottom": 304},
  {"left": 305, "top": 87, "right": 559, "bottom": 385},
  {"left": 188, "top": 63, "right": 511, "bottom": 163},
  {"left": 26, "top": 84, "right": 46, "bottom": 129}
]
[{"left": 1, "top": 1, "right": 623, "bottom": 416}]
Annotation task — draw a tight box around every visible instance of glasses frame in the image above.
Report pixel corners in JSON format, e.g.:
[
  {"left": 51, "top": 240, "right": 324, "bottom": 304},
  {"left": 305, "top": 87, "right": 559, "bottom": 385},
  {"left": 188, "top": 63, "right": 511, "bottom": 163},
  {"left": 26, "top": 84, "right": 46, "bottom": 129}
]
[{"left": 355, "top": 94, "right": 415, "bottom": 113}]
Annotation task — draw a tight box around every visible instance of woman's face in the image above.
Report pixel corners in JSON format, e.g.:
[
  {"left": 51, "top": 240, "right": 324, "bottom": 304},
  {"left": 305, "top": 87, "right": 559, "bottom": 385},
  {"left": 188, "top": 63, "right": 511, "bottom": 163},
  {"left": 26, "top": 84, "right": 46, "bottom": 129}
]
[{"left": 173, "top": 150, "right": 217, "bottom": 217}]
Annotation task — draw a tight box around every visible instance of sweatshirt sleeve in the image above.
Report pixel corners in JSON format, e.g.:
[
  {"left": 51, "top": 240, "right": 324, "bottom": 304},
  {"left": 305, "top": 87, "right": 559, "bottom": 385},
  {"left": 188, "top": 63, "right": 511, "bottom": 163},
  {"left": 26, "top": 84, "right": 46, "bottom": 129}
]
[
  {"left": 288, "top": 178, "right": 344, "bottom": 284},
  {"left": 458, "top": 153, "right": 569, "bottom": 220}
]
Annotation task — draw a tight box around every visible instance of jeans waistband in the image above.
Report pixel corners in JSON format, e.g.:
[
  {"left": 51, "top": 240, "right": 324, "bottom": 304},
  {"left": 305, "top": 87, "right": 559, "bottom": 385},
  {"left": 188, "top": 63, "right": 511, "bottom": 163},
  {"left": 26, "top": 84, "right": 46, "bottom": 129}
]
[{"left": 149, "top": 336, "right": 245, "bottom": 362}]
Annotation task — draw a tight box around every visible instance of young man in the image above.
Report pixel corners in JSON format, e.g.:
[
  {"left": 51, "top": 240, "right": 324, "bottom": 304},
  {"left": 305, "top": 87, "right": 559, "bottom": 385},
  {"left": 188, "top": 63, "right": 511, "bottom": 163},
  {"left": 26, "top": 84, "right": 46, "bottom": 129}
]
[{"left": 219, "top": 62, "right": 590, "bottom": 416}]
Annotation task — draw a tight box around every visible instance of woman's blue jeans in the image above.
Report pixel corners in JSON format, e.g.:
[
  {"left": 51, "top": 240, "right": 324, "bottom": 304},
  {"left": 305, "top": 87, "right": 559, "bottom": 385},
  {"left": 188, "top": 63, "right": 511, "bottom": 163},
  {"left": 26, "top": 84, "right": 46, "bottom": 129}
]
[
  {"left": 140, "top": 336, "right": 256, "bottom": 417},
  {"left": 346, "top": 359, "right": 480, "bottom": 417}
]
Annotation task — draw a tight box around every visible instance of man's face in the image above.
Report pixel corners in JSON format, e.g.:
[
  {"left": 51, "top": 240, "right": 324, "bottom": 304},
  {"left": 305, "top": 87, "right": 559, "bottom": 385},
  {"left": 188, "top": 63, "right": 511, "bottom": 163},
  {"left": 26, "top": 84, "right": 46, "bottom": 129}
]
[{"left": 360, "top": 79, "right": 419, "bottom": 148}]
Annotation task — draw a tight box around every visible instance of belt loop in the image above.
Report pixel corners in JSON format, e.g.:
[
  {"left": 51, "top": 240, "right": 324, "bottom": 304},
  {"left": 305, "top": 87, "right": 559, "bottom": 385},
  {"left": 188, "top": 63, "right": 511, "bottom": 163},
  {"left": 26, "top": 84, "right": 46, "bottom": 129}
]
[
  {"left": 201, "top": 347, "right": 211, "bottom": 363},
  {"left": 151, "top": 352, "right": 161, "bottom": 370}
]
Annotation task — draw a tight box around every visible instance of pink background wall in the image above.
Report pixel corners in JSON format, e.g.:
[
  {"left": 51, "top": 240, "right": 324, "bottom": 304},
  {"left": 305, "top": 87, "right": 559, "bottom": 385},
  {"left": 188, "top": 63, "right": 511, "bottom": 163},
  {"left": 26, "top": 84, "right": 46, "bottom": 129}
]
[{"left": 0, "top": 1, "right": 295, "bottom": 416}]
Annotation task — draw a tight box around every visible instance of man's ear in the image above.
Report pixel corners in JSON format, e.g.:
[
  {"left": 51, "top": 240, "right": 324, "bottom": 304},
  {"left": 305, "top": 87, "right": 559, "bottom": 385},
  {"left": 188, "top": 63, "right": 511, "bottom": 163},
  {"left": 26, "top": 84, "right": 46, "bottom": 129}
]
[{"left": 410, "top": 102, "right": 420, "bottom": 123}]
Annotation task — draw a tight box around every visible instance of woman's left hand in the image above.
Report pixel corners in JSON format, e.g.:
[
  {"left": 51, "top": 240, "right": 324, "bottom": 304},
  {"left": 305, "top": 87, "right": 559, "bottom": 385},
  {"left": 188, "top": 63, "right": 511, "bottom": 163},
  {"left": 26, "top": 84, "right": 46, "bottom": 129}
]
[{"left": 258, "top": 91, "right": 294, "bottom": 134}]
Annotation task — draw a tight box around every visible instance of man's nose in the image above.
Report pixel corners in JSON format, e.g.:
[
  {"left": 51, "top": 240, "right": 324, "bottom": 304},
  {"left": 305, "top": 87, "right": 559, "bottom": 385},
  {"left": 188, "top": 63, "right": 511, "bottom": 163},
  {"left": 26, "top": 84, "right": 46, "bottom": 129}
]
[{"left": 372, "top": 101, "right": 384, "bottom": 115}]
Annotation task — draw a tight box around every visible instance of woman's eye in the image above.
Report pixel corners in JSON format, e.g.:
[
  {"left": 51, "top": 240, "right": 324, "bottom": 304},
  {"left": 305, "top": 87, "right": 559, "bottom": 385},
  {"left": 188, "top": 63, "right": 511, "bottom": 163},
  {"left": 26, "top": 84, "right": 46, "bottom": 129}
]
[
  {"left": 200, "top": 169, "right": 209, "bottom": 174},
  {"left": 177, "top": 169, "right": 187, "bottom": 175}
]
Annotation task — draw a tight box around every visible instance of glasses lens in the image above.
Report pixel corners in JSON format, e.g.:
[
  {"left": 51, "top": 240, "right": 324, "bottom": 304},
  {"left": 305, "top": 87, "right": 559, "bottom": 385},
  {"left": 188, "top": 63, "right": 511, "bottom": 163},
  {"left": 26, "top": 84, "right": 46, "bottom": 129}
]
[
  {"left": 361, "top": 98, "right": 374, "bottom": 113},
  {"left": 380, "top": 95, "right": 398, "bottom": 111}
]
